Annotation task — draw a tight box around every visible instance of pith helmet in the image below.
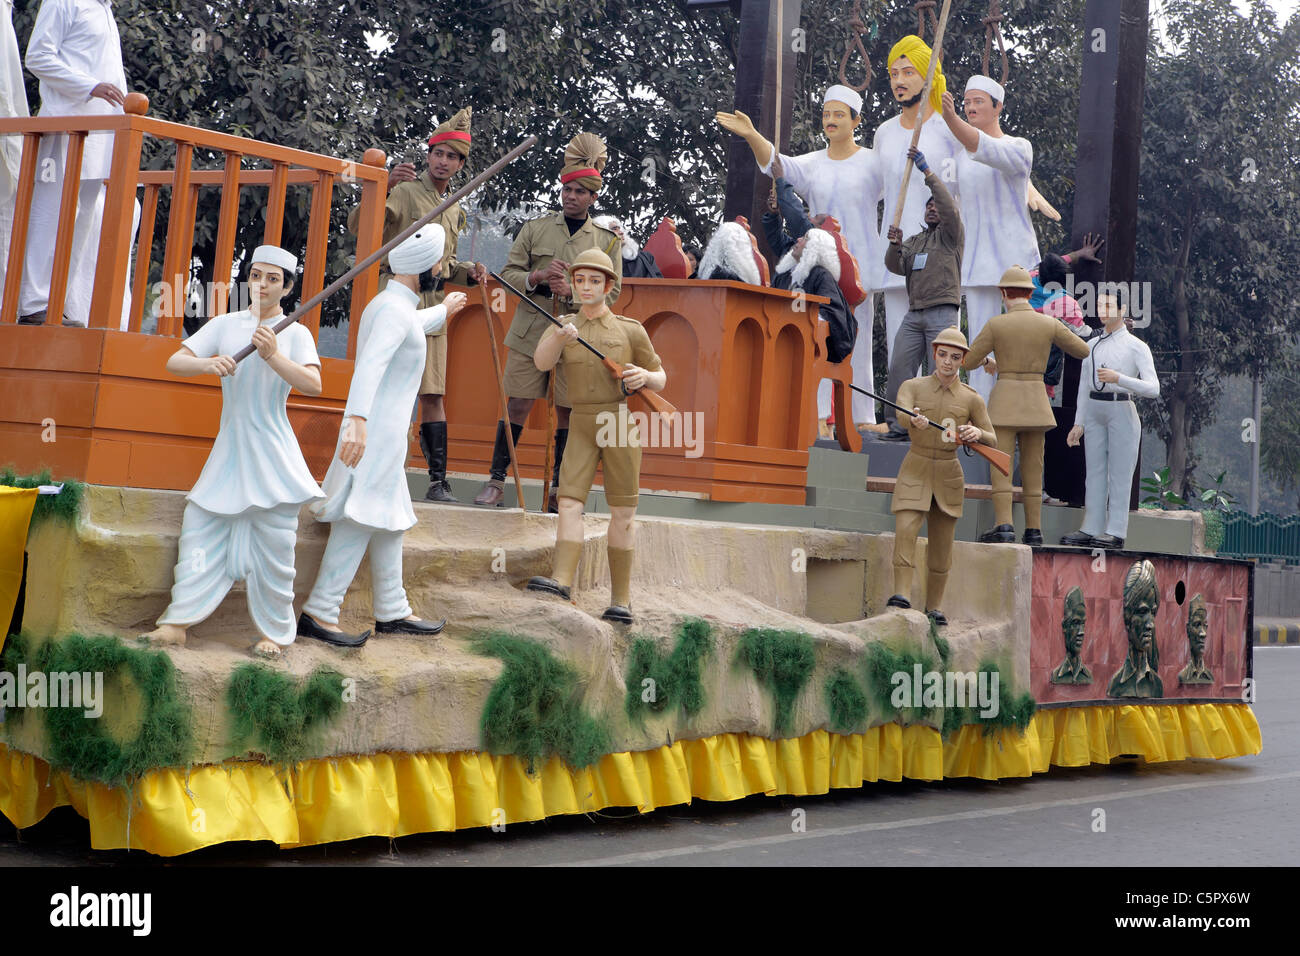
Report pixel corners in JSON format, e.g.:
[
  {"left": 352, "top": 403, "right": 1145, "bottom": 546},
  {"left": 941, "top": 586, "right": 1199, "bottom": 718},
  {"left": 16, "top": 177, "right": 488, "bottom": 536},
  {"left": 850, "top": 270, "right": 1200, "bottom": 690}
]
[
  {"left": 997, "top": 264, "right": 1036, "bottom": 289},
  {"left": 931, "top": 326, "right": 969, "bottom": 353},
  {"left": 567, "top": 248, "right": 618, "bottom": 283}
]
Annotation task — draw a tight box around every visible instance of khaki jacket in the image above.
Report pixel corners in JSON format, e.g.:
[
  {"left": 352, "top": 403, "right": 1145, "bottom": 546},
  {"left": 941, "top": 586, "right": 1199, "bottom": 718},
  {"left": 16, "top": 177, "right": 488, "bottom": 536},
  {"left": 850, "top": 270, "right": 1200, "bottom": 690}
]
[
  {"left": 500, "top": 212, "right": 622, "bottom": 357},
  {"left": 891, "top": 374, "right": 996, "bottom": 518},
  {"left": 347, "top": 172, "right": 473, "bottom": 316},
  {"left": 962, "top": 299, "right": 1090, "bottom": 428},
  {"left": 542, "top": 307, "right": 662, "bottom": 407},
  {"left": 884, "top": 170, "right": 964, "bottom": 310}
]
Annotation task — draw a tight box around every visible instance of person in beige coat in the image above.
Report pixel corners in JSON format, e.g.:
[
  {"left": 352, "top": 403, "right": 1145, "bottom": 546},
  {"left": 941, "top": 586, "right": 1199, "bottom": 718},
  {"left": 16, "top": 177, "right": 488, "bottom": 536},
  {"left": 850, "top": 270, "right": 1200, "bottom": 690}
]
[
  {"left": 886, "top": 327, "right": 996, "bottom": 626},
  {"left": 961, "top": 265, "right": 1090, "bottom": 543}
]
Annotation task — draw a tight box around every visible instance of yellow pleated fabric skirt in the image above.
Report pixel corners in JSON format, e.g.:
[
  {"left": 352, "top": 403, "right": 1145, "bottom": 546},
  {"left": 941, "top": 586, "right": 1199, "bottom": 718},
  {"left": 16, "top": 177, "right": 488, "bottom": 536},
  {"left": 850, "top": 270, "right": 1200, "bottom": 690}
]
[{"left": 0, "top": 702, "right": 1261, "bottom": 856}]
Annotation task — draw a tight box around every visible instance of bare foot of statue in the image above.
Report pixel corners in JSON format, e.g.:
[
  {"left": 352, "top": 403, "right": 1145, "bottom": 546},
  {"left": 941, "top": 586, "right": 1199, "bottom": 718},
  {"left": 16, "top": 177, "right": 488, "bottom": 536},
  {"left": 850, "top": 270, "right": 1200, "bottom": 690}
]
[
  {"left": 252, "top": 638, "right": 282, "bottom": 658},
  {"left": 143, "top": 623, "right": 188, "bottom": 646}
]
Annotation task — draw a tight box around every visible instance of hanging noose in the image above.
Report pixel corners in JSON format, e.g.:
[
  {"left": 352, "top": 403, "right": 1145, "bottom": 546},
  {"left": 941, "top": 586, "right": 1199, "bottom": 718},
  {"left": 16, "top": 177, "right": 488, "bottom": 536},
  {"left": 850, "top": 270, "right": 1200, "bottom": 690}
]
[
  {"left": 838, "top": 0, "right": 874, "bottom": 93},
  {"left": 914, "top": 0, "right": 939, "bottom": 40},
  {"left": 982, "top": 0, "right": 1010, "bottom": 85}
]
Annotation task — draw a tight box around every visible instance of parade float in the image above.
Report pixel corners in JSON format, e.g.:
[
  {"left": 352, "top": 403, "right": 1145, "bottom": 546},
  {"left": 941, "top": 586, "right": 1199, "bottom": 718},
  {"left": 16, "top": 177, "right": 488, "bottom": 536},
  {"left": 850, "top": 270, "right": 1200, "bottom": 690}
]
[{"left": 0, "top": 3, "right": 1260, "bottom": 856}]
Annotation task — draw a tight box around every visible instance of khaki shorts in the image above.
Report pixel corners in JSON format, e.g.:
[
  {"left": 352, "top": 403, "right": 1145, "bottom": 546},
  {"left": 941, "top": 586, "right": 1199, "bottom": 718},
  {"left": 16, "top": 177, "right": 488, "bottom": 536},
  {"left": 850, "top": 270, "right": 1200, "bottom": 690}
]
[
  {"left": 503, "top": 347, "right": 568, "bottom": 407},
  {"left": 419, "top": 332, "right": 448, "bottom": 396},
  {"left": 558, "top": 402, "right": 641, "bottom": 508}
]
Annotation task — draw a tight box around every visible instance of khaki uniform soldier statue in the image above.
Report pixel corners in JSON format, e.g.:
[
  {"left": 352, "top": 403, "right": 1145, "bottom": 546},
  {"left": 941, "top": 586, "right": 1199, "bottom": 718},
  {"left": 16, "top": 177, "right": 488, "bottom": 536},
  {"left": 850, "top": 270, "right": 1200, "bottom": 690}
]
[
  {"left": 525, "top": 249, "right": 664, "bottom": 625},
  {"left": 886, "top": 327, "right": 996, "bottom": 626},
  {"left": 348, "top": 106, "right": 487, "bottom": 503},
  {"left": 474, "top": 132, "right": 623, "bottom": 511},
  {"left": 961, "top": 265, "right": 1090, "bottom": 544}
]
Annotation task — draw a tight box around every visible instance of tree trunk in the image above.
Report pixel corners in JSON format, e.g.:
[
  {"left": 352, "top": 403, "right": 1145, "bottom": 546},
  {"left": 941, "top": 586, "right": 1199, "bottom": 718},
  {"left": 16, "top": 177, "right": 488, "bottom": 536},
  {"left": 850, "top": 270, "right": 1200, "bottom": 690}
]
[{"left": 1166, "top": 200, "right": 1199, "bottom": 498}]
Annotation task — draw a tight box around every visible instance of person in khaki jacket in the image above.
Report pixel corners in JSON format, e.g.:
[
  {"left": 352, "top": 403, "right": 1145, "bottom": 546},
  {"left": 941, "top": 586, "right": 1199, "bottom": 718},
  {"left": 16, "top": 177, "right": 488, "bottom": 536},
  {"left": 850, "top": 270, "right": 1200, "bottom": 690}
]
[
  {"left": 347, "top": 107, "right": 488, "bottom": 503},
  {"left": 474, "top": 132, "right": 623, "bottom": 510},
  {"left": 887, "top": 327, "right": 996, "bottom": 626},
  {"left": 961, "top": 265, "right": 1090, "bottom": 544},
  {"left": 525, "top": 249, "right": 664, "bottom": 625}
]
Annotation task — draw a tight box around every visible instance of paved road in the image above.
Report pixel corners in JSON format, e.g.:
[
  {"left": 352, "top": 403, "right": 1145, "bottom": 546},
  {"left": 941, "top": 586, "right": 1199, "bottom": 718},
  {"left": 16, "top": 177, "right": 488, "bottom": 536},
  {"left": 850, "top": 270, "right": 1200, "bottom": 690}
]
[{"left": 3, "top": 648, "right": 1295, "bottom": 867}]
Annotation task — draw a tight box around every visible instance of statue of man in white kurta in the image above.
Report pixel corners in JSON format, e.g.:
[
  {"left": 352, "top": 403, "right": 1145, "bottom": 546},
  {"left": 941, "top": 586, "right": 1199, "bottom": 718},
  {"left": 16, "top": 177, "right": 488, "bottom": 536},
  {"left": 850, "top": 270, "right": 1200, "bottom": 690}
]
[
  {"left": 297, "top": 226, "right": 466, "bottom": 646},
  {"left": 145, "top": 245, "right": 324, "bottom": 658},
  {"left": 716, "top": 84, "right": 886, "bottom": 429}
]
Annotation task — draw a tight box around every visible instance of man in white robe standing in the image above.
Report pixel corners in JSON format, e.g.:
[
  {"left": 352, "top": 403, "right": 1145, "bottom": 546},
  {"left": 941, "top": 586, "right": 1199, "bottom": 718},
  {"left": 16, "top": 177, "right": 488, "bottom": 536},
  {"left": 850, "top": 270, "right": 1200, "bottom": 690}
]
[
  {"left": 939, "top": 76, "right": 1040, "bottom": 402},
  {"left": 20, "top": 0, "right": 133, "bottom": 327},
  {"left": 299, "top": 227, "right": 466, "bottom": 646},
  {"left": 0, "top": 0, "right": 29, "bottom": 304},
  {"left": 145, "top": 245, "right": 325, "bottom": 658},
  {"left": 717, "top": 85, "right": 885, "bottom": 427}
]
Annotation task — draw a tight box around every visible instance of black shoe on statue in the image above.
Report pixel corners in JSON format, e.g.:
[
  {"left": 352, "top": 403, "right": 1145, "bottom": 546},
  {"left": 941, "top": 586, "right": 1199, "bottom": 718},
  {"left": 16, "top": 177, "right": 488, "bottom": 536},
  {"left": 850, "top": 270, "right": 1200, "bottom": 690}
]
[{"left": 979, "top": 524, "right": 1016, "bottom": 543}]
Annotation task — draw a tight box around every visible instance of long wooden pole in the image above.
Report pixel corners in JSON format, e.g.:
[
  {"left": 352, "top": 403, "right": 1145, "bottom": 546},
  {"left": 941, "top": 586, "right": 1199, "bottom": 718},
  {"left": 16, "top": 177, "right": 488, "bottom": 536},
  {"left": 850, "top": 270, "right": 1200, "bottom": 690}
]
[
  {"left": 774, "top": 0, "right": 784, "bottom": 152},
  {"left": 232, "top": 135, "right": 537, "bottom": 362},
  {"left": 478, "top": 281, "right": 528, "bottom": 510},
  {"left": 889, "top": 0, "right": 954, "bottom": 232}
]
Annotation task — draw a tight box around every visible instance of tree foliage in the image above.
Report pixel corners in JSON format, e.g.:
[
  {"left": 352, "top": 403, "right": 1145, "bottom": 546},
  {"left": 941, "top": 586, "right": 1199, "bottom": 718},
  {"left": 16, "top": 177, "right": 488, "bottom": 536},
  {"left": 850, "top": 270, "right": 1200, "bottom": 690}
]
[{"left": 1136, "top": 0, "right": 1300, "bottom": 494}]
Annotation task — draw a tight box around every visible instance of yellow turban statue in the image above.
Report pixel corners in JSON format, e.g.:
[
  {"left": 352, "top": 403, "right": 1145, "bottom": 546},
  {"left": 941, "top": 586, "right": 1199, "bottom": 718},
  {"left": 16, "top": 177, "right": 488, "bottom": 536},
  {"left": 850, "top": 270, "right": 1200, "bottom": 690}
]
[{"left": 888, "top": 34, "right": 947, "bottom": 114}]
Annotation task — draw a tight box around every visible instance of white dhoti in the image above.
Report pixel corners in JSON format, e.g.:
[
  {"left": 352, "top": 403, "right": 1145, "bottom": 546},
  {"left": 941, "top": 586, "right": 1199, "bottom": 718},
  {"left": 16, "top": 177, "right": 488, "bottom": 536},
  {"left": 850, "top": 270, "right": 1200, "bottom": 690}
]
[
  {"left": 1081, "top": 398, "right": 1141, "bottom": 539},
  {"left": 302, "top": 518, "right": 411, "bottom": 625},
  {"left": 156, "top": 501, "right": 302, "bottom": 645},
  {"left": 961, "top": 286, "right": 1005, "bottom": 402}
]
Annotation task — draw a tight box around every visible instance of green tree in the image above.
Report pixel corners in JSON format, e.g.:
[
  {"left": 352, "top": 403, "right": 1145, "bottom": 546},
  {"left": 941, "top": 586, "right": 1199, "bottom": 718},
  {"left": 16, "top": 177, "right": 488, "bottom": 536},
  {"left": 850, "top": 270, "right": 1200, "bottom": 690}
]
[{"left": 1136, "top": 0, "right": 1300, "bottom": 496}]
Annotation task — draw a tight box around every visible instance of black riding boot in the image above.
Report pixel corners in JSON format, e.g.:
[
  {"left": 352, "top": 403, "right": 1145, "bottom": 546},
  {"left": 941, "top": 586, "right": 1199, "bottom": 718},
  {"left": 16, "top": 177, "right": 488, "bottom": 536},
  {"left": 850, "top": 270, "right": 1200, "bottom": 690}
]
[{"left": 420, "top": 421, "right": 456, "bottom": 502}]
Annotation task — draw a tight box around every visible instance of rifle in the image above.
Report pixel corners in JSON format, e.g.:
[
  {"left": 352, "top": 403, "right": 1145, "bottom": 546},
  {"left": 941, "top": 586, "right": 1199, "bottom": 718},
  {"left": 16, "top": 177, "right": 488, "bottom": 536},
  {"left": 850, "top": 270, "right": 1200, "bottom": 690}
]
[
  {"left": 231, "top": 135, "right": 537, "bottom": 363},
  {"left": 849, "top": 382, "right": 1012, "bottom": 477},
  {"left": 488, "top": 271, "right": 678, "bottom": 419}
]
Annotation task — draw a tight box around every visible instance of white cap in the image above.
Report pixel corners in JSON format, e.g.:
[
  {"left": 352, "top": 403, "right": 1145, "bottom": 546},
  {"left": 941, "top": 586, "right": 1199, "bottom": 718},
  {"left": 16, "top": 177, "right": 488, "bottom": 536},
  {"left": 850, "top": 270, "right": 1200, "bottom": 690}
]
[
  {"left": 823, "top": 84, "right": 863, "bottom": 114},
  {"left": 964, "top": 75, "right": 1005, "bottom": 104},
  {"left": 250, "top": 245, "right": 298, "bottom": 274},
  {"left": 388, "top": 224, "right": 445, "bottom": 276}
]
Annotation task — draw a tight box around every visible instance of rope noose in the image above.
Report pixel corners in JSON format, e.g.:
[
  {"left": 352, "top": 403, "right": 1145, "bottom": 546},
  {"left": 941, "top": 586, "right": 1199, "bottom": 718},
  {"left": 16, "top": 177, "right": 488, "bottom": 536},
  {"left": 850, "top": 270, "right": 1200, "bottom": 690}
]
[
  {"left": 837, "top": 0, "right": 873, "bottom": 94},
  {"left": 982, "top": 0, "right": 1010, "bottom": 86},
  {"left": 914, "top": 1, "right": 939, "bottom": 41}
]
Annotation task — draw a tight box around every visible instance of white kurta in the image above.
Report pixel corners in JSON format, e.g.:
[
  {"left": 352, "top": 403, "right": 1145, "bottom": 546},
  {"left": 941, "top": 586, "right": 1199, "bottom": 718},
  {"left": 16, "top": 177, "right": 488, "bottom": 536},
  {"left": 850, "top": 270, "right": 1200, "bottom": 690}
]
[
  {"left": 760, "top": 146, "right": 886, "bottom": 424},
  {"left": 956, "top": 131, "right": 1038, "bottom": 287},
  {"left": 158, "top": 311, "right": 324, "bottom": 644},
  {"left": 313, "top": 283, "right": 446, "bottom": 532},
  {"left": 21, "top": 0, "right": 134, "bottom": 326},
  {"left": 1, "top": 0, "right": 28, "bottom": 192},
  {"left": 26, "top": 0, "right": 125, "bottom": 182},
  {"left": 182, "top": 311, "right": 324, "bottom": 514},
  {"left": 760, "top": 147, "right": 885, "bottom": 291}
]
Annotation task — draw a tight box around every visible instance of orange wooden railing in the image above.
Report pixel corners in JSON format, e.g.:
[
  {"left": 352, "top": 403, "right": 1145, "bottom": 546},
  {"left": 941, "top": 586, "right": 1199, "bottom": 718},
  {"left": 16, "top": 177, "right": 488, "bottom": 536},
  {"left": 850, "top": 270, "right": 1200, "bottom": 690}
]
[{"left": 0, "top": 93, "right": 388, "bottom": 353}]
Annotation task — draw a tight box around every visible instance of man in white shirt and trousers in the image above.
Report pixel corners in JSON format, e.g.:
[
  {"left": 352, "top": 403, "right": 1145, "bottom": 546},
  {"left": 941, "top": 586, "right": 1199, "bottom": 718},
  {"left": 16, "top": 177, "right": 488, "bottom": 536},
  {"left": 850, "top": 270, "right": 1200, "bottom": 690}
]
[
  {"left": 299, "top": 227, "right": 466, "bottom": 646},
  {"left": 716, "top": 84, "right": 886, "bottom": 428},
  {"left": 1060, "top": 294, "right": 1159, "bottom": 550},
  {"left": 21, "top": 0, "right": 136, "bottom": 327},
  {"left": 938, "top": 75, "right": 1041, "bottom": 402},
  {"left": 145, "top": 245, "right": 326, "bottom": 658}
]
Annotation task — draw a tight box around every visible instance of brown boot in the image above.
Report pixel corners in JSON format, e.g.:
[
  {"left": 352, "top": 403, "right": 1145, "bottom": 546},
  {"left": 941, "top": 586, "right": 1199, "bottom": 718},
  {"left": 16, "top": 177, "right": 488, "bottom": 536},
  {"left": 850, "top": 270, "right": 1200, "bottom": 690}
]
[{"left": 474, "top": 480, "right": 505, "bottom": 507}]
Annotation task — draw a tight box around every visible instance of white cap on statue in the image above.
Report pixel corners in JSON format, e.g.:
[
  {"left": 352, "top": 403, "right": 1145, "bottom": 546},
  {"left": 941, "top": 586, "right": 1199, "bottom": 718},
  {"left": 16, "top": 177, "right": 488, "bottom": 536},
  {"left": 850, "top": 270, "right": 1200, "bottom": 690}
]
[
  {"left": 823, "top": 84, "right": 864, "bottom": 114},
  {"left": 250, "top": 245, "right": 298, "bottom": 273},
  {"left": 965, "top": 75, "right": 1006, "bottom": 103}
]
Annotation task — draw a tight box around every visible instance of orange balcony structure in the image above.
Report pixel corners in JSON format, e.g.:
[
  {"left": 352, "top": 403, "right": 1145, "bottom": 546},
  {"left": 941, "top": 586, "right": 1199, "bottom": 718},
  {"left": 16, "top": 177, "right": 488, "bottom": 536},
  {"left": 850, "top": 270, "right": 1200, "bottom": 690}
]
[{"left": 0, "top": 102, "right": 858, "bottom": 504}]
